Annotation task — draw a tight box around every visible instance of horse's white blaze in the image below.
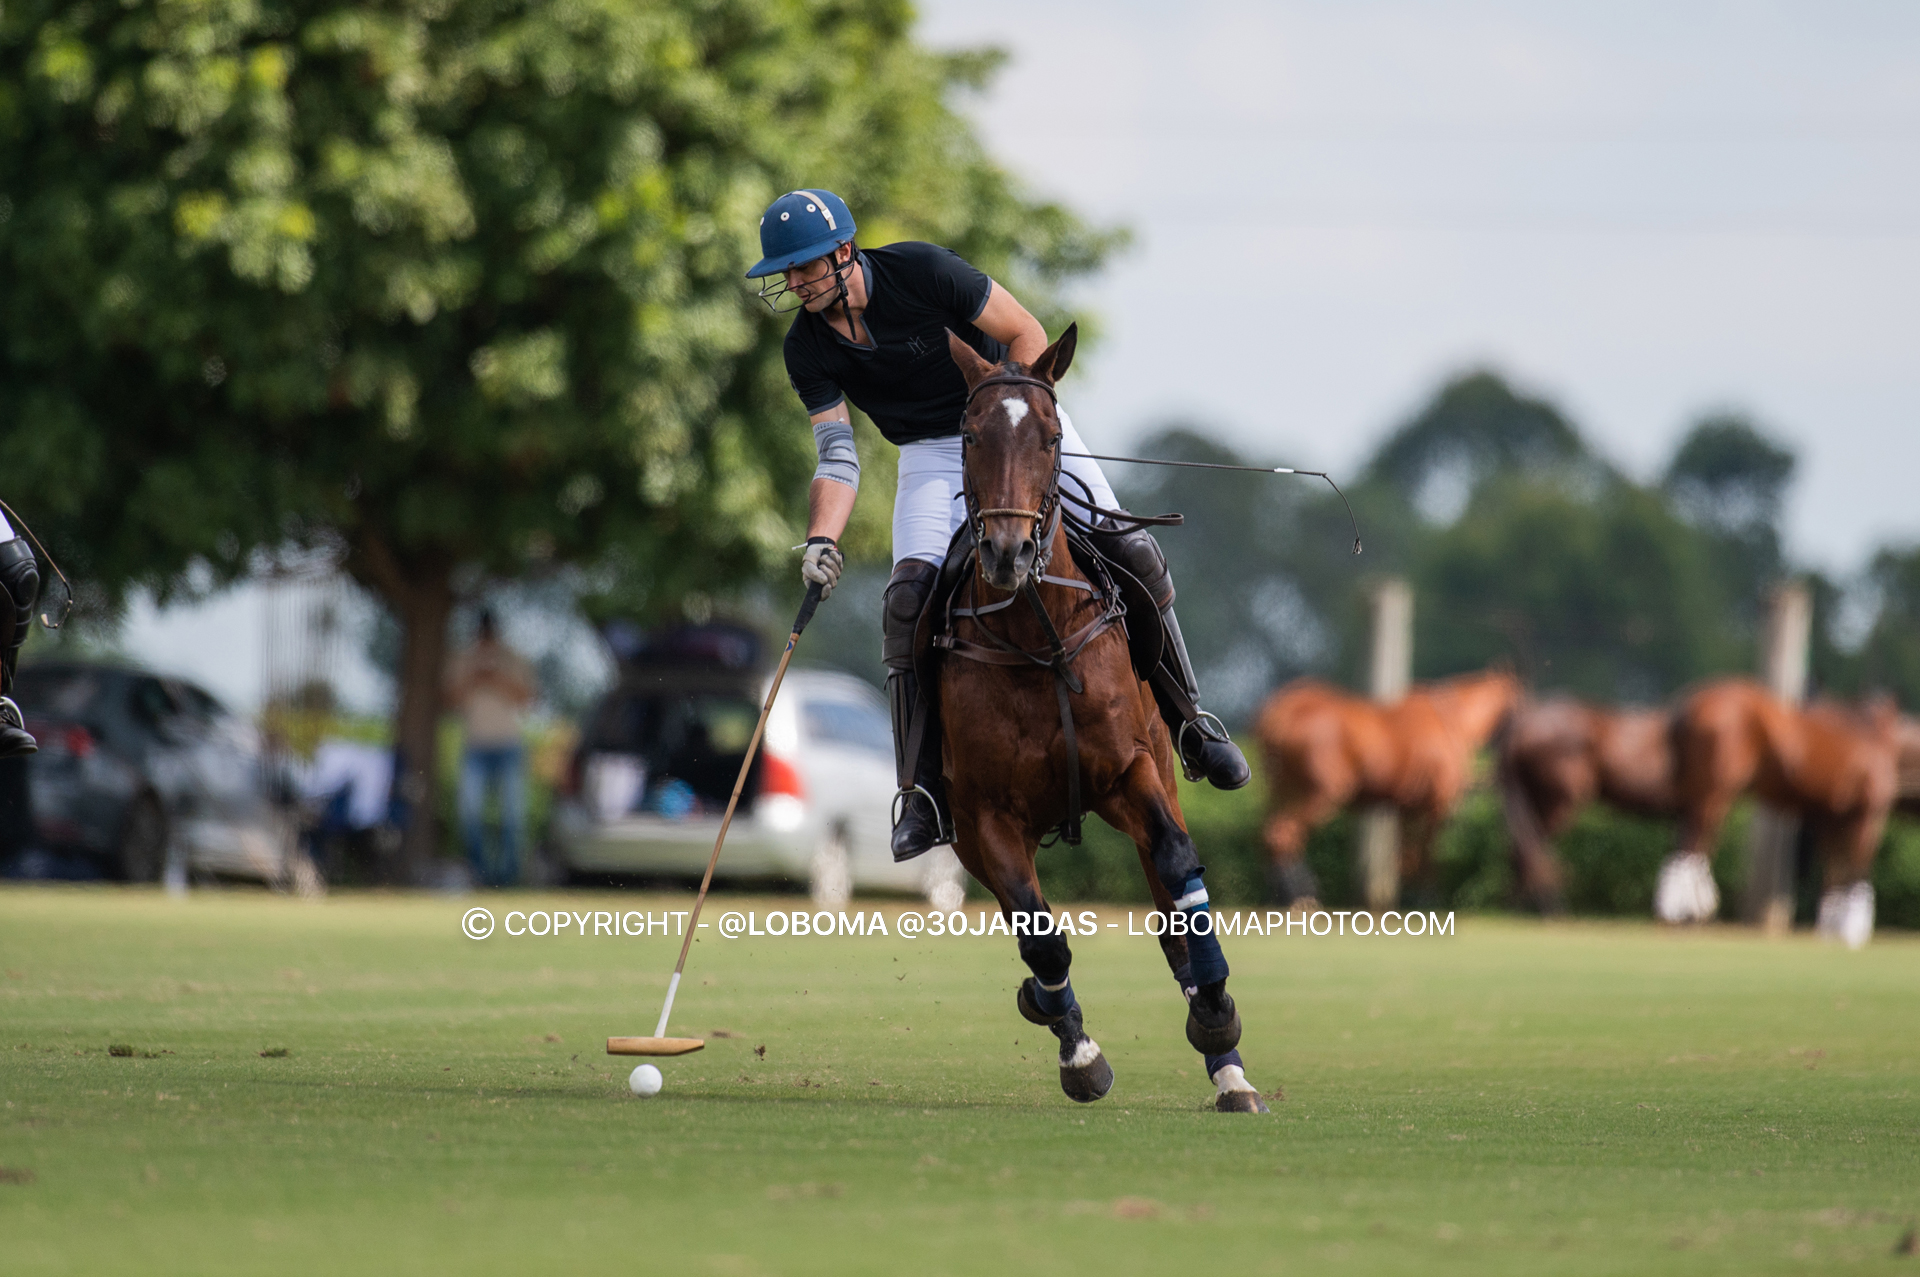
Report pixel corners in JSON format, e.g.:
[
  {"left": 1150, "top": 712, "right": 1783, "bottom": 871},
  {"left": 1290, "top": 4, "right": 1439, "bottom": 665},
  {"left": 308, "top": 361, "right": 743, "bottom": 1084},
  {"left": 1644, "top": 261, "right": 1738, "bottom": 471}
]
[
  {"left": 1211, "top": 1063, "right": 1257, "bottom": 1095},
  {"left": 1000, "top": 397, "right": 1029, "bottom": 428},
  {"left": 1065, "top": 1037, "right": 1102, "bottom": 1068}
]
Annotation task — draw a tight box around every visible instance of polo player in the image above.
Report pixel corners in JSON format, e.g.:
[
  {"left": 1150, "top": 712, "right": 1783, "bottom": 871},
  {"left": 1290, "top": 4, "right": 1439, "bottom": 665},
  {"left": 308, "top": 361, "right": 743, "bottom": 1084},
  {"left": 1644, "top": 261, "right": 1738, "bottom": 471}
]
[{"left": 746, "top": 190, "right": 1248, "bottom": 860}]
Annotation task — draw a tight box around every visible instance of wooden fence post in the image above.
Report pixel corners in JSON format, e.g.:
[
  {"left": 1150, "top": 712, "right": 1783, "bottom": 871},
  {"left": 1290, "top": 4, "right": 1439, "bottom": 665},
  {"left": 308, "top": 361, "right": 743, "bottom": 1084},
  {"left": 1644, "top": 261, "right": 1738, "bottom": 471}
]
[
  {"left": 1358, "top": 578, "right": 1412, "bottom": 911},
  {"left": 1744, "top": 580, "right": 1810, "bottom": 933}
]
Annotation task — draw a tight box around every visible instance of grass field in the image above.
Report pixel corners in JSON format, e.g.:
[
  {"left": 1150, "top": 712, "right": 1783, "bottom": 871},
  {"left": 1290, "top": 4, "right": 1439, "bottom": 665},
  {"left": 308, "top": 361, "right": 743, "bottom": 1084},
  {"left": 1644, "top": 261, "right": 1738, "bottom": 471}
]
[{"left": 3, "top": 886, "right": 1917, "bottom": 1274}]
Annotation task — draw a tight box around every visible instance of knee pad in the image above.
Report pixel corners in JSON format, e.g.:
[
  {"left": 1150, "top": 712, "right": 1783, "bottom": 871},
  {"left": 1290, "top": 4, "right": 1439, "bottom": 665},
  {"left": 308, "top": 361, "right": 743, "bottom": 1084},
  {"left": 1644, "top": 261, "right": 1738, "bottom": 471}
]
[
  {"left": 881, "top": 558, "right": 939, "bottom": 671},
  {"left": 1097, "top": 526, "right": 1173, "bottom": 610},
  {"left": 0, "top": 539, "right": 37, "bottom": 662},
  {"left": 0, "top": 539, "right": 37, "bottom": 617}
]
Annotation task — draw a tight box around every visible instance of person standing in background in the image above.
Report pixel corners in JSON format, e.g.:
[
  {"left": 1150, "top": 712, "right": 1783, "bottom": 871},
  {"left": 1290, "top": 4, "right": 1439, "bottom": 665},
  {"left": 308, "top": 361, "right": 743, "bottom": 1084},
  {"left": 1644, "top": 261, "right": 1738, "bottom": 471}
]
[{"left": 444, "top": 609, "right": 536, "bottom": 887}]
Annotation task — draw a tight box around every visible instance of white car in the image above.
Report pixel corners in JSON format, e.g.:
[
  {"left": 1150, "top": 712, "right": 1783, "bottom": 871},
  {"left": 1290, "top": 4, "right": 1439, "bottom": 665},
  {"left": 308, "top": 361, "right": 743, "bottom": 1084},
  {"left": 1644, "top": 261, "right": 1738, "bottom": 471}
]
[{"left": 550, "top": 665, "right": 964, "bottom": 909}]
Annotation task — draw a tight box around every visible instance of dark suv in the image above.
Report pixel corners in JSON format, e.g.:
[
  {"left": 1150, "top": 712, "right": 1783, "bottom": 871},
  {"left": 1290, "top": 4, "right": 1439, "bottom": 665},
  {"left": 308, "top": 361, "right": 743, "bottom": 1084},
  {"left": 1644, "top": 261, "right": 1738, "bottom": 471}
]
[{"left": 0, "top": 660, "right": 294, "bottom": 882}]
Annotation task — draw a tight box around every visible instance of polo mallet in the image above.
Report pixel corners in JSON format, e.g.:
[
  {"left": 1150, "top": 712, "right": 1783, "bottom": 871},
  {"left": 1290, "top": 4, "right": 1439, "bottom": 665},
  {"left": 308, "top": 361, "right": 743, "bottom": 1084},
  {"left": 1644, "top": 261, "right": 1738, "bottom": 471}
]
[{"left": 608, "top": 580, "right": 826, "bottom": 1058}]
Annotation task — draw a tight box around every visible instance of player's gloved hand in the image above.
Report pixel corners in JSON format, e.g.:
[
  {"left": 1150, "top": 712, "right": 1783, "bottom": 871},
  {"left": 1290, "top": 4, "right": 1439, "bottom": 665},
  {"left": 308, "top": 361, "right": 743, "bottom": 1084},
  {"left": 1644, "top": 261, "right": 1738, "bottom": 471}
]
[{"left": 801, "top": 536, "right": 844, "bottom": 598}]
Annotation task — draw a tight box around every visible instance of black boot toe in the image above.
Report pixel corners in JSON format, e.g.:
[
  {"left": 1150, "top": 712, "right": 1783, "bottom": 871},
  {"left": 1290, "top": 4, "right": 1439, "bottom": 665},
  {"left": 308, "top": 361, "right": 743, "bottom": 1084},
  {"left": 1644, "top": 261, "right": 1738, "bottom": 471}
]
[
  {"left": 1181, "top": 733, "right": 1250, "bottom": 791},
  {"left": 890, "top": 794, "right": 943, "bottom": 862}
]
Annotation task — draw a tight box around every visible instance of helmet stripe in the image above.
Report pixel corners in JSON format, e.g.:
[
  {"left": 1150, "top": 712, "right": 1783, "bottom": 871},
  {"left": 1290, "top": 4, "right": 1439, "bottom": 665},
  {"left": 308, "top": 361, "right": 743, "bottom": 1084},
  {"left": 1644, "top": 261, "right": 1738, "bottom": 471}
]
[{"left": 797, "top": 190, "right": 837, "bottom": 231}]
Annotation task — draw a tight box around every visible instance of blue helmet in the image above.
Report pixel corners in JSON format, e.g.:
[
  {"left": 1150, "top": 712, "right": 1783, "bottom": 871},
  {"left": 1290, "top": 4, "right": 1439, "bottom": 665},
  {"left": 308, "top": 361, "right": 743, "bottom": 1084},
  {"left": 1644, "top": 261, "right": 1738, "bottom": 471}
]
[{"left": 745, "top": 190, "right": 856, "bottom": 278}]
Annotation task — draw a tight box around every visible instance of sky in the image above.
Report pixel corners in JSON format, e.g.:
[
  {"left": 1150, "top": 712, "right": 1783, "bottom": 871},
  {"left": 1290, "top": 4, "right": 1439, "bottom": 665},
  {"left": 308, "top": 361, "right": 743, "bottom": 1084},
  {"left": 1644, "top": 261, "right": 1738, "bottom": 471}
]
[
  {"left": 120, "top": 1, "right": 1919, "bottom": 710},
  {"left": 915, "top": 0, "right": 1920, "bottom": 573}
]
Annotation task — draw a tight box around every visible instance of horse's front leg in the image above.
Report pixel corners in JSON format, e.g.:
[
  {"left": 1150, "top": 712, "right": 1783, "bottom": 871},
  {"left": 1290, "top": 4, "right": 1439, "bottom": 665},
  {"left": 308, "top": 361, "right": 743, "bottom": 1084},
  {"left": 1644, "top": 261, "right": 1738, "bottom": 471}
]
[
  {"left": 1098, "top": 753, "right": 1268, "bottom": 1114},
  {"left": 957, "top": 807, "right": 1114, "bottom": 1104}
]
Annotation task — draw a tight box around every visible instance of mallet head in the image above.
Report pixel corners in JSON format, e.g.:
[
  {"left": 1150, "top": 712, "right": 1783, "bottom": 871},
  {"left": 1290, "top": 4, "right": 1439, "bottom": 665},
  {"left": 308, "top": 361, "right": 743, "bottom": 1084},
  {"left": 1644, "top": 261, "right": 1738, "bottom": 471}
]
[{"left": 607, "top": 1037, "right": 705, "bottom": 1057}]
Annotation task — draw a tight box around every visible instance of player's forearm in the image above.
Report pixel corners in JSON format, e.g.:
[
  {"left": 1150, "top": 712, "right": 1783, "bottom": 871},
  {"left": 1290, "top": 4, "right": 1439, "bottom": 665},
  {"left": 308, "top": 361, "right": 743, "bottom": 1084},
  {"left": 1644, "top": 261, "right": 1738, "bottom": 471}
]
[
  {"left": 1006, "top": 324, "right": 1047, "bottom": 366},
  {"left": 806, "top": 476, "right": 857, "bottom": 543},
  {"left": 977, "top": 281, "right": 1048, "bottom": 365}
]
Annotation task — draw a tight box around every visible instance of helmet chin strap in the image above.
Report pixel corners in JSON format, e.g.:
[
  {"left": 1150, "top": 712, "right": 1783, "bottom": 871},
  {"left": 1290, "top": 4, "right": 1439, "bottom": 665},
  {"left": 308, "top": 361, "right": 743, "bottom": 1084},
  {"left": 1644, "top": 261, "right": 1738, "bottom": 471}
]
[{"left": 825, "top": 249, "right": 862, "bottom": 341}]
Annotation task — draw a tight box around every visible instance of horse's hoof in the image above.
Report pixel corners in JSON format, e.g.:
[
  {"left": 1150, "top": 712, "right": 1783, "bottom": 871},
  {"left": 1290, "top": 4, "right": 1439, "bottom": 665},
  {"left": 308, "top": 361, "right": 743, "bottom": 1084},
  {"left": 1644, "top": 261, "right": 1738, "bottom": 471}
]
[
  {"left": 1017, "top": 977, "right": 1066, "bottom": 1026},
  {"left": 1059, "top": 1039, "right": 1113, "bottom": 1103},
  {"left": 1215, "top": 1088, "right": 1269, "bottom": 1114},
  {"left": 1186, "top": 991, "right": 1242, "bottom": 1055}
]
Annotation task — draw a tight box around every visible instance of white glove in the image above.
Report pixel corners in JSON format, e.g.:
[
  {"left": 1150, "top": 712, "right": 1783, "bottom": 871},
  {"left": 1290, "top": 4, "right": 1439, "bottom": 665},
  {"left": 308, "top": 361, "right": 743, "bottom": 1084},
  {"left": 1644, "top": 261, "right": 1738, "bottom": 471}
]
[{"left": 801, "top": 537, "right": 844, "bottom": 598}]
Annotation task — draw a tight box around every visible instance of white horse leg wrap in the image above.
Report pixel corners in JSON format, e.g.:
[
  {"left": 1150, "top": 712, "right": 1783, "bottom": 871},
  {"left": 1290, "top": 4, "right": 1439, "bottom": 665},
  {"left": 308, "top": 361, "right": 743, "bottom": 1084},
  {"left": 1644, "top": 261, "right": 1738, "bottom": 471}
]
[{"left": 1211, "top": 1063, "right": 1257, "bottom": 1094}]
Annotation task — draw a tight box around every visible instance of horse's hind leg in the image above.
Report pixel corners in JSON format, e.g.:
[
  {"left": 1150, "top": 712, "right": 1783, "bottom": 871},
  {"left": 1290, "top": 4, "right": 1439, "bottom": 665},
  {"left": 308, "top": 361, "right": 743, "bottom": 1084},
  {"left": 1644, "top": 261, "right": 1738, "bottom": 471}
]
[
  {"left": 965, "top": 811, "right": 1113, "bottom": 1103},
  {"left": 1102, "top": 755, "right": 1268, "bottom": 1114}
]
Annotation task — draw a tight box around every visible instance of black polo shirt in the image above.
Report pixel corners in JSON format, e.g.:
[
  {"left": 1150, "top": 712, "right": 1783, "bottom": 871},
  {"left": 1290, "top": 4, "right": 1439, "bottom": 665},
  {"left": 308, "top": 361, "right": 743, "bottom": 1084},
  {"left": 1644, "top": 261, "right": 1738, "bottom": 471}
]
[{"left": 782, "top": 242, "right": 1008, "bottom": 446}]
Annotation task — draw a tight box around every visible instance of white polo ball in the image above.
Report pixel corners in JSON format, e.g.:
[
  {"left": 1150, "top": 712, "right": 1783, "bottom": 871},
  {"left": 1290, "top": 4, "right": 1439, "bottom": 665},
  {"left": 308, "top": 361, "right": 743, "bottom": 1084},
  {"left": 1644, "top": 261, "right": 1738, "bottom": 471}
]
[{"left": 628, "top": 1064, "right": 663, "bottom": 1097}]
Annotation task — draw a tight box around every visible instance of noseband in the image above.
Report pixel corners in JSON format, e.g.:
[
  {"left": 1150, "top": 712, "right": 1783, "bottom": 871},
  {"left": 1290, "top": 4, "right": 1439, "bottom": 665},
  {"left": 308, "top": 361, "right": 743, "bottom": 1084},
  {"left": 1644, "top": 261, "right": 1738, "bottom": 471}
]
[{"left": 959, "top": 373, "right": 1064, "bottom": 569}]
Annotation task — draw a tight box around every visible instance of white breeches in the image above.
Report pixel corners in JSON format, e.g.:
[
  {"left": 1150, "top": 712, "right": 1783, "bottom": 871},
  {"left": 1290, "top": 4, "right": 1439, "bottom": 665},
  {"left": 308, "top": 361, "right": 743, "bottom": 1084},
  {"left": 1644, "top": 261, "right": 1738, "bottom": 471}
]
[{"left": 891, "top": 408, "right": 1117, "bottom": 567}]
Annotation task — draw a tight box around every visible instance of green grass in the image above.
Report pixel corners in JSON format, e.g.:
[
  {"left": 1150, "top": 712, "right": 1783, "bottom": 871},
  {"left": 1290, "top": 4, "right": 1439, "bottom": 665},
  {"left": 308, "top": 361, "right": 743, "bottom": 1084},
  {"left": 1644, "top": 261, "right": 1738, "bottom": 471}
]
[{"left": 3, "top": 887, "right": 1917, "bottom": 1274}]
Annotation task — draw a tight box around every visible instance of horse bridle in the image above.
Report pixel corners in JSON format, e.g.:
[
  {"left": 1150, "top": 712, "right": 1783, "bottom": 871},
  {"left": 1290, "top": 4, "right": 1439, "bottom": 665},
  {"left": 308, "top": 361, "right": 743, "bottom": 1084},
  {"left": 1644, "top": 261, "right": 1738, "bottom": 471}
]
[{"left": 958, "top": 372, "right": 1065, "bottom": 574}]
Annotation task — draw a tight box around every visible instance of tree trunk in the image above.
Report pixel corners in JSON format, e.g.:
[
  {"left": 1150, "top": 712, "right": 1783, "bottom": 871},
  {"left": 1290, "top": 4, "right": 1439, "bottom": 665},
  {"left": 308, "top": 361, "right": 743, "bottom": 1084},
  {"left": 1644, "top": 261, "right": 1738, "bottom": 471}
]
[
  {"left": 348, "top": 530, "right": 455, "bottom": 885},
  {"left": 392, "top": 572, "right": 454, "bottom": 883}
]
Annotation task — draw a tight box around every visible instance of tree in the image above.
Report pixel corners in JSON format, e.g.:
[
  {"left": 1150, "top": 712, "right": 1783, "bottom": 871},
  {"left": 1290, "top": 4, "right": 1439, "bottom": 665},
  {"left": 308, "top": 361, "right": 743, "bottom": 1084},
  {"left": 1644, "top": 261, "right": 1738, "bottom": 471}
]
[
  {"left": 1412, "top": 476, "right": 1742, "bottom": 699},
  {"left": 1118, "top": 372, "right": 1786, "bottom": 712},
  {"left": 1829, "top": 545, "right": 1920, "bottom": 709},
  {"left": 0, "top": 0, "right": 1119, "bottom": 874},
  {"left": 1362, "top": 370, "right": 1604, "bottom": 524}
]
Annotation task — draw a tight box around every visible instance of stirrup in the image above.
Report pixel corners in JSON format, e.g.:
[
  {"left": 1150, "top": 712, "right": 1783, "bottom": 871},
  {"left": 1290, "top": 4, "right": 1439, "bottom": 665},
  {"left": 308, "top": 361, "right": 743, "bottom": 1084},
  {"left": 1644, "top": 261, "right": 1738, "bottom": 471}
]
[
  {"left": 1175, "top": 711, "right": 1233, "bottom": 783},
  {"left": 890, "top": 784, "right": 953, "bottom": 850}
]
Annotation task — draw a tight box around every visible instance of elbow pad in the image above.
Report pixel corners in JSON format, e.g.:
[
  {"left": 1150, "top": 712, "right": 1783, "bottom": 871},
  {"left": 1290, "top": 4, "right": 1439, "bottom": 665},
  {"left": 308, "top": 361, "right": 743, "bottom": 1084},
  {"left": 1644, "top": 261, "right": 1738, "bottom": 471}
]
[{"left": 812, "top": 416, "right": 861, "bottom": 492}]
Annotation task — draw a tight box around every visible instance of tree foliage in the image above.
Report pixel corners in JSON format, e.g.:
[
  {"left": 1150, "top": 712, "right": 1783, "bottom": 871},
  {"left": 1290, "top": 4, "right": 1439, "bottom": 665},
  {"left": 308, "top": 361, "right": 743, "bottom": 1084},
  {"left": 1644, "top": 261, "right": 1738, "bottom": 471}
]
[
  {"left": 0, "top": 0, "right": 1119, "bottom": 870},
  {"left": 1116, "top": 373, "right": 1798, "bottom": 721}
]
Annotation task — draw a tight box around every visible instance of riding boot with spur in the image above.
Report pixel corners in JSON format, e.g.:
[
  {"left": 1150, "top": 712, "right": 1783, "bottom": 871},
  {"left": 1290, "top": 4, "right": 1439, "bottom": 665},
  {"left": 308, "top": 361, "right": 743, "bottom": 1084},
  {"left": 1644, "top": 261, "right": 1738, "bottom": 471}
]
[
  {"left": 883, "top": 559, "right": 949, "bottom": 861},
  {"left": 0, "top": 538, "right": 41, "bottom": 758},
  {"left": 1088, "top": 524, "right": 1250, "bottom": 790}
]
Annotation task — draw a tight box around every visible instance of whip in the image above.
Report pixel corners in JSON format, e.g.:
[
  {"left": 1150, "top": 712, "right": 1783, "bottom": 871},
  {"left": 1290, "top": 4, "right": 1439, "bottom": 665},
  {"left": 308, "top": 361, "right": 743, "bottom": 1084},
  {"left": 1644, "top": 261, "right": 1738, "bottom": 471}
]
[{"left": 1063, "top": 452, "right": 1364, "bottom": 555}]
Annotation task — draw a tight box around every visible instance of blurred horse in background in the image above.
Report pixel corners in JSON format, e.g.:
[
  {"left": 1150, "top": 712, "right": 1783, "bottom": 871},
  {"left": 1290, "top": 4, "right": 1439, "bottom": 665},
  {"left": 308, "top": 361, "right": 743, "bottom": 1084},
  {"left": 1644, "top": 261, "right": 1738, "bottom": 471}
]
[
  {"left": 1255, "top": 668, "right": 1521, "bottom": 906},
  {"left": 1657, "top": 678, "right": 1900, "bottom": 945},
  {"left": 1497, "top": 699, "right": 1680, "bottom": 913}
]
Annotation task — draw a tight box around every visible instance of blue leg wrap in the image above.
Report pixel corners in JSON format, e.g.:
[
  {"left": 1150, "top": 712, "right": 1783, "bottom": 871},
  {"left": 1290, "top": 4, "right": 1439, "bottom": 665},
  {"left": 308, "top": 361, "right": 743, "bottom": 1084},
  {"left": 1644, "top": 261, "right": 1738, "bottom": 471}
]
[
  {"left": 1177, "top": 871, "right": 1230, "bottom": 987},
  {"left": 1204, "top": 1048, "right": 1244, "bottom": 1079},
  {"left": 1031, "top": 977, "right": 1077, "bottom": 1020}
]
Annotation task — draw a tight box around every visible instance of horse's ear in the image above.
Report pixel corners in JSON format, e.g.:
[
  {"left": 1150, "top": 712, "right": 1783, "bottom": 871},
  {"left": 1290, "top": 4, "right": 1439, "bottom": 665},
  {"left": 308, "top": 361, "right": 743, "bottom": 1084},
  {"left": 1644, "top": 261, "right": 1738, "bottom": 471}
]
[
  {"left": 946, "top": 328, "right": 996, "bottom": 390},
  {"left": 1029, "top": 322, "right": 1078, "bottom": 385}
]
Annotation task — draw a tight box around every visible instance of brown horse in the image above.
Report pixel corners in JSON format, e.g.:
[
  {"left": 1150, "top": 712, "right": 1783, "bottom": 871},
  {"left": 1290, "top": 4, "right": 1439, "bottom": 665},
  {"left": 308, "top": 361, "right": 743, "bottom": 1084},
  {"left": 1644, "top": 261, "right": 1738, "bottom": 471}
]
[
  {"left": 1497, "top": 698, "right": 1680, "bottom": 912},
  {"left": 1255, "top": 669, "right": 1522, "bottom": 906},
  {"left": 1658, "top": 678, "right": 1899, "bottom": 943},
  {"left": 933, "top": 325, "right": 1267, "bottom": 1113}
]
